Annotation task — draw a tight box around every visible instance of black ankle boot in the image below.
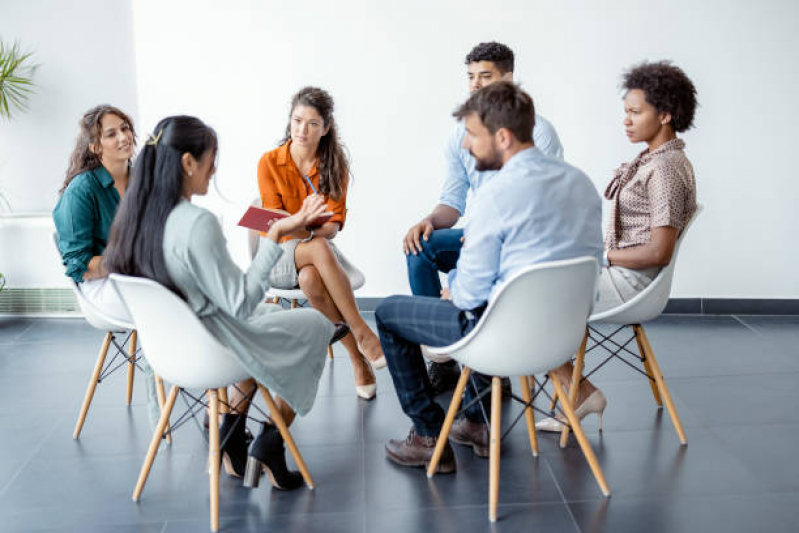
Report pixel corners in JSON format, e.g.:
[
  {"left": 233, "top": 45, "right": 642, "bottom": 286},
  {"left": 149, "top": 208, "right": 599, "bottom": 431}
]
[
  {"left": 219, "top": 413, "right": 248, "bottom": 478},
  {"left": 243, "top": 423, "right": 304, "bottom": 490}
]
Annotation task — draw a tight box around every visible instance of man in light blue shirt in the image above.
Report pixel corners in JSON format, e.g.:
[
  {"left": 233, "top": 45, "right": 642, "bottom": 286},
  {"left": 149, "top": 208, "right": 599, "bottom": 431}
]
[
  {"left": 378, "top": 82, "right": 602, "bottom": 472},
  {"left": 402, "top": 42, "right": 565, "bottom": 394}
]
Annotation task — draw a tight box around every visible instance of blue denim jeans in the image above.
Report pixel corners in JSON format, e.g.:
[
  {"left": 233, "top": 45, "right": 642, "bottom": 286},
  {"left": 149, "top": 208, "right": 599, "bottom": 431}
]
[
  {"left": 405, "top": 229, "right": 464, "bottom": 298},
  {"left": 375, "top": 295, "right": 488, "bottom": 437}
]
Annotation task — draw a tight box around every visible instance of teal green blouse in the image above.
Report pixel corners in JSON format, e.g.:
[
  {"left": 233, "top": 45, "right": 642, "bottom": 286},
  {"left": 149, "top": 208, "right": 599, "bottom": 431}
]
[{"left": 52, "top": 166, "right": 121, "bottom": 283}]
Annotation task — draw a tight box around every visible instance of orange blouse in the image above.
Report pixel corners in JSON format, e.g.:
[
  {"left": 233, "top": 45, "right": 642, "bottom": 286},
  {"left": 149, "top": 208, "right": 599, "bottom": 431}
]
[{"left": 257, "top": 141, "right": 348, "bottom": 242}]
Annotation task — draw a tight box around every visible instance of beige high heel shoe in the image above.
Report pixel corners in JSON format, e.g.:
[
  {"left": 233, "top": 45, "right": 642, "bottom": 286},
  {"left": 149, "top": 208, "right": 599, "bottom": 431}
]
[
  {"left": 357, "top": 336, "right": 387, "bottom": 370},
  {"left": 535, "top": 389, "right": 608, "bottom": 433}
]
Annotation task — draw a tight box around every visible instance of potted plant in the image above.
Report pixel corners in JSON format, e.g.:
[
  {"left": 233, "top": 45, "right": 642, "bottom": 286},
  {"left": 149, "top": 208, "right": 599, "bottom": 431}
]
[{"left": 0, "top": 39, "right": 38, "bottom": 292}]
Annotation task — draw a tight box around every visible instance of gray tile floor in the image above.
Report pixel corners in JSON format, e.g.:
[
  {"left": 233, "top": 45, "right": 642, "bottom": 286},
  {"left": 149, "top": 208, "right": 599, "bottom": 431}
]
[{"left": 1, "top": 314, "right": 799, "bottom": 532}]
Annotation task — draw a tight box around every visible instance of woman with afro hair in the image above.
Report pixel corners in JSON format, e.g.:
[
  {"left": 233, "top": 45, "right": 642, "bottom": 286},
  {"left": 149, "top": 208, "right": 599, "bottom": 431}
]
[{"left": 538, "top": 61, "right": 698, "bottom": 431}]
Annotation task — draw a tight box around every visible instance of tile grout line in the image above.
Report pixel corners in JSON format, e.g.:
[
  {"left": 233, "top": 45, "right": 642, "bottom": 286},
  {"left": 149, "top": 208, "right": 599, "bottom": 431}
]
[
  {"left": 731, "top": 315, "right": 764, "bottom": 337},
  {"left": 0, "top": 416, "right": 65, "bottom": 499},
  {"left": 10, "top": 320, "right": 38, "bottom": 345},
  {"left": 543, "top": 456, "right": 582, "bottom": 533}
]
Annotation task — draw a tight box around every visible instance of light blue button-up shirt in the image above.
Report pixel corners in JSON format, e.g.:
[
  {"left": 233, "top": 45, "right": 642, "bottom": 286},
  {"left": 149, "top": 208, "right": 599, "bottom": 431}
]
[
  {"left": 439, "top": 115, "right": 564, "bottom": 216},
  {"left": 447, "top": 147, "right": 603, "bottom": 310}
]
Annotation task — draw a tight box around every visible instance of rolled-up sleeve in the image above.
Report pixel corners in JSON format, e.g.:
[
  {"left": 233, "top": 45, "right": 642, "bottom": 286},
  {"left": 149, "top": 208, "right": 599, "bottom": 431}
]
[
  {"left": 438, "top": 126, "right": 470, "bottom": 215},
  {"left": 326, "top": 180, "right": 348, "bottom": 230},
  {"left": 53, "top": 187, "right": 95, "bottom": 283}
]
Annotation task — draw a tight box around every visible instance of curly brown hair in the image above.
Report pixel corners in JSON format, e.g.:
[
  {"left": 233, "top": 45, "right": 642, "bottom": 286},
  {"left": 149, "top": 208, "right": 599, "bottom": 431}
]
[
  {"left": 621, "top": 61, "right": 698, "bottom": 133},
  {"left": 61, "top": 104, "right": 136, "bottom": 194},
  {"left": 280, "top": 87, "right": 349, "bottom": 201}
]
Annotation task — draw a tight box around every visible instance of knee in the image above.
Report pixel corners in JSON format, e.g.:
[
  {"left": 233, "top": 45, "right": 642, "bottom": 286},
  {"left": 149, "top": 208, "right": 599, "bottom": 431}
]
[
  {"left": 307, "top": 237, "right": 335, "bottom": 263},
  {"left": 298, "top": 266, "right": 327, "bottom": 301},
  {"left": 375, "top": 295, "right": 405, "bottom": 330}
]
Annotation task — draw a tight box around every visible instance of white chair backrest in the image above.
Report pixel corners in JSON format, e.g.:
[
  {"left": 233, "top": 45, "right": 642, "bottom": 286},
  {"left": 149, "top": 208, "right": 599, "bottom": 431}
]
[
  {"left": 109, "top": 274, "right": 250, "bottom": 389},
  {"left": 428, "top": 257, "right": 598, "bottom": 377},
  {"left": 51, "top": 232, "right": 132, "bottom": 331},
  {"left": 590, "top": 204, "right": 703, "bottom": 325}
]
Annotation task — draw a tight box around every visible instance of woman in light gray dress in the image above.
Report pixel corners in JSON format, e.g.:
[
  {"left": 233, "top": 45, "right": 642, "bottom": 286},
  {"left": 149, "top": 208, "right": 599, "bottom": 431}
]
[{"left": 105, "top": 115, "right": 340, "bottom": 491}]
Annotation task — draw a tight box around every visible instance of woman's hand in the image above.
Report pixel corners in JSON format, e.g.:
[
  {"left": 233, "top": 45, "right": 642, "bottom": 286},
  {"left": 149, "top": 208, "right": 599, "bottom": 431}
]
[{"left": 266, "top": 195, "right": 327, "bottom": 242}]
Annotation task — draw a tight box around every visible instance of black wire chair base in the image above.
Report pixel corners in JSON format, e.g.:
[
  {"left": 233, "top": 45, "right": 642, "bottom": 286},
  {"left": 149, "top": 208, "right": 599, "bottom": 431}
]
[
  {"left": 96, "top": 331, "right": 146, "bottom": 383},
  {"left": 165, "top": 382, "right": 276, "bottom": 447},
  {"left": 453, "top": 370, "right": 576, "bottom": 442}
]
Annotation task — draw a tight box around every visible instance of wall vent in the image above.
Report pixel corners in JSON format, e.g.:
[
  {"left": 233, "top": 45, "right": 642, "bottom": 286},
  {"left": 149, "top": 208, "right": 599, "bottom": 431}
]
[{"left": 0, "top": 288, "right": 80, "bottom": 315}]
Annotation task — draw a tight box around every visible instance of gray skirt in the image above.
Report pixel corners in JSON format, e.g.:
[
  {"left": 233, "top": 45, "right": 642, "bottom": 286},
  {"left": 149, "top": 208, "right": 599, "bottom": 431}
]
[{"left": 267, "top": 238, "right": 361, "bottom": 290}]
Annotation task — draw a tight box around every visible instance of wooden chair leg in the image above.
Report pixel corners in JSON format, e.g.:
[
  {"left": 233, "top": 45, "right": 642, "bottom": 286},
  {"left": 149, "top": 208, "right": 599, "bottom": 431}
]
[
  {"left": 208, "top": 389, "right": 220, "bottom": 532},
  {"left": 559, "top": 329, "right": 588, "bottom": 447},
  {"left": 257, "top": 384, "right": 314, "bottom": 489},
  {"left": 328, "top": 345, "right": 334, "bottom": 359},
  {"left": 548, "top": 389, "right": 559, "bottom": 411},
  {"left": 427, "top": 366, "right": 471, "bottom": 477},
  {"left": 290, "top": 299, "right": 298, "bottom": 309},
  {"left": 126, "top": 330, "right": 137, "bottom": 405},
  {"left": 519, "top": 376, "right": 539, "bottom": 457},
  {"left": 217, "top": 388, "right": 229, "bottom": 414},
  {"left": 271, "top": 296, "right": 280, "bottom": 304},
  {"left": 634, "top": 326, "right": 663, "bottom": 407},
  {"left": 154, "top": 374, "right": 172, "bottom": 444},
  {"left": 133, "top": 385, "right": 179, "bottom": 501},
  {"left": 488, "top": 376, "right": 502, "bottom": 523},
  {"left": 73, "top": 332, "right": 113, "bottom": 439},
  {"left": 634, "top": 325, "right": 687, "bottom": 445},
  {"left": 551, "top": 374, "right": 610, "bottom": 497}
]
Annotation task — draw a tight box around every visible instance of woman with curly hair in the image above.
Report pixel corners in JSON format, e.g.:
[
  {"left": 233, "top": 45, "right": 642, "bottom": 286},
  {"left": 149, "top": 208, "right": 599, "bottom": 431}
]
[
  {"left": 257, "top": 86, "right": 384, "bottom": 400},
  {"left": 538, "top": 61, "right": 698, "bottom": 431},
  {"left": 53, "top": 105, "right": 137, "bottom": 322}
]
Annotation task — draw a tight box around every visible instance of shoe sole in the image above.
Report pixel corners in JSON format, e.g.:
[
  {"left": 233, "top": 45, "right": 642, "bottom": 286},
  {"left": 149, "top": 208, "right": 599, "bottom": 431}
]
[
  {"left": 448, "top": 436, "right": 489, "bottom": 458},
  {"left": 385, "top": 448, "right": 456, "bottom": 474}
]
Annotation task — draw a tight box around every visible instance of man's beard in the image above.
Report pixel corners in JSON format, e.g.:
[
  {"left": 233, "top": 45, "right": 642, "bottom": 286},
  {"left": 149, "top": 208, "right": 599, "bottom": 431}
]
[{"left": 472, "top": 146, "right": 503, "bottom": 172}]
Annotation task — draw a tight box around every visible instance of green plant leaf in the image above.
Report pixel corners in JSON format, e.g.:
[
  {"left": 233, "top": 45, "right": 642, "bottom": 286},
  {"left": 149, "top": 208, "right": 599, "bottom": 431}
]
[{"left": 0, "top": 39, "right": 38, "bottom": 120}]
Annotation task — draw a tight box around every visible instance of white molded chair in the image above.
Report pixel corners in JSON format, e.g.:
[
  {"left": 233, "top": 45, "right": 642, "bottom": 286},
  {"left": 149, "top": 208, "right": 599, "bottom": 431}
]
[
  {"left": 246, "top": 198, "right": 366, "bottom": 359},
  {"left": 557, "top": 205, "right": 703, "bottom": 447},
  {"left": 110, "top": 273, "right": 314, "bottom": 532},
  {"left": 51, "top": 232, "right": 167, "bottom": 439},
  {"left": 425, "top": 257, "right": 610, "bottom": 523}
]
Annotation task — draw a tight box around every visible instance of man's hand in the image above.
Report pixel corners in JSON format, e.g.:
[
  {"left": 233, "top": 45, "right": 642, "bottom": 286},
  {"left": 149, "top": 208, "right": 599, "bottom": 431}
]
[
  {"left": 440, "top": 287, "right": 451, "bottom": 301},
  {"left": 403, "top": 217, "right": 434, "bottom": 256}
]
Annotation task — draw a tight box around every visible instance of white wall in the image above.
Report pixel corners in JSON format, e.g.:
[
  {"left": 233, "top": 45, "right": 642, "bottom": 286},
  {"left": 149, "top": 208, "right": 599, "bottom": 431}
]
[
  {"left": 3, "top": 0, "right": 798, "bottom": 299},
  {"left": 0, "top": 0, "right": 139, "bottom": 213}
]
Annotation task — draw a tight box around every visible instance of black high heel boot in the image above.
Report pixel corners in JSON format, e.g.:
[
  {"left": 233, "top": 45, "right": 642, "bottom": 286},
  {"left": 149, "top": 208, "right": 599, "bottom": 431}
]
[
  {"left": 243, "top": 423, "right": 304, "bottom": 490},
  {"left": 219, "top": 413, "right": 248, "bottom": 478}
]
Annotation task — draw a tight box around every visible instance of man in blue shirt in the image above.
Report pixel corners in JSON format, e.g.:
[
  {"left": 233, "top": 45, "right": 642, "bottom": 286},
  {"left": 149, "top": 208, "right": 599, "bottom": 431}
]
[
  {"left": 403, "top": 42, "right": 564, "bottom": 395},
  {"left": 378, "top": 81, "right": 602, "bottom": 472}
]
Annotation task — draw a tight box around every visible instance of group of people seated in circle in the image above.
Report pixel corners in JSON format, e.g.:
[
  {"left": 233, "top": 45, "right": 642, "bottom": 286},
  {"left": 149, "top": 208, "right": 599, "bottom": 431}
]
[{"left": 53, "top": 41, "right": 698, "bottom": 487}]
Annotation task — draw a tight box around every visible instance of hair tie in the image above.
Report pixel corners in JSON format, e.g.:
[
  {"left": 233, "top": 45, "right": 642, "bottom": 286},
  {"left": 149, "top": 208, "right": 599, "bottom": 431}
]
[{"left": 146, "top": 128, "right": 163, "bottom": 148}]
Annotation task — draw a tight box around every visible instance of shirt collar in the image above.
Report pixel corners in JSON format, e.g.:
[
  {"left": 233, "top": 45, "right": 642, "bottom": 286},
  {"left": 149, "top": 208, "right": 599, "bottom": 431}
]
[
  {"left": 638, "top": 138, "right": 685, "bottom": 164},
  {"left": 278, "top": 140, "right": 319, "bottom": 177},
  {"left": 92, "top": 166, "right": 115, "bottom": 188}
]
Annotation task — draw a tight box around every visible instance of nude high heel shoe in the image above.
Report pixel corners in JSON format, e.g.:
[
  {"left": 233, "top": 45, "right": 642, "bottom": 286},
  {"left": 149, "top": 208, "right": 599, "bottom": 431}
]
[{"left": 535, "top": 389, "right": 608, "bottom": 433}]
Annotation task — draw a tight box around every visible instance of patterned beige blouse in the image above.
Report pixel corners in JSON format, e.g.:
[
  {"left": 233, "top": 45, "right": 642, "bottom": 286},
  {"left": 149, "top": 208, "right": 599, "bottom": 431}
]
[{"left": 604, "top": 139, "right": 697, "bottom": 250}]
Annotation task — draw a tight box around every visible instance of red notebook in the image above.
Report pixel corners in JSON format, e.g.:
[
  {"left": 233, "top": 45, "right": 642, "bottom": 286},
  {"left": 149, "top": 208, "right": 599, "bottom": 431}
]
[{"left": 237, "top": 205, "right": 334, "bottom": 232}]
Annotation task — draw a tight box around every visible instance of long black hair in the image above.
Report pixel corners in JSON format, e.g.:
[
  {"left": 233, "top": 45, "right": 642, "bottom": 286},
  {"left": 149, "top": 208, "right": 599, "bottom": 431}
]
[{"left": 105, "top": 115, "right": 217, "bottom": 297}]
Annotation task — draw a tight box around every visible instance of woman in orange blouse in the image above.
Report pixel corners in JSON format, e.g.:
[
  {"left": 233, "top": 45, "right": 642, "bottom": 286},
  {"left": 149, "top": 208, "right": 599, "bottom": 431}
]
[{"left": 258, "top": 86, "right": 384, "bottom": 400}]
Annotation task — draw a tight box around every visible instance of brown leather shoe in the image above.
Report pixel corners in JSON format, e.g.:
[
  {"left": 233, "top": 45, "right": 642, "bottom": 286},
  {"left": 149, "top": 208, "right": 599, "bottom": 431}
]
[
  {"left": 449, "top": 417, "right": 489, "bottom": 457},
  {"left": 385, "top": 428, "right": 456, "bottom": 473}
]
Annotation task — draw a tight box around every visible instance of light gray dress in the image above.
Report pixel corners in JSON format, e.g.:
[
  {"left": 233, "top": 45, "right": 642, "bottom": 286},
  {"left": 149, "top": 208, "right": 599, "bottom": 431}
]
[{"left": 162, "top": 200, "right": 334, "bottom": 416}]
